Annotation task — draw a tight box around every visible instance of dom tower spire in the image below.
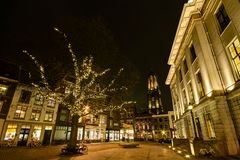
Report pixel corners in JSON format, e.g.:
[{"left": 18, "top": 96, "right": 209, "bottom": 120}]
[{"left": 147, "top": 73, "right": 163, "bottom": 115}]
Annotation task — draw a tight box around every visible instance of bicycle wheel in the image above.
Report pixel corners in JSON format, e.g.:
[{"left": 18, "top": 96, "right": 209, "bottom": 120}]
[{"left": 81, "top": 146, "right": 88, "bottom": 154}]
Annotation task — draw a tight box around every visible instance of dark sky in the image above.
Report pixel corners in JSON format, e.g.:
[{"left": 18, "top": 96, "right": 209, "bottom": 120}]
[{"left": 1, "top": 0, "right": 187, "bottom": 112}]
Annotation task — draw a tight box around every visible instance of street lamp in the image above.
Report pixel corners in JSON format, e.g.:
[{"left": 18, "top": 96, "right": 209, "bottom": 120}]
[
  {"left": 188, "top": 104, "right": 196, "bottom": 156},
  {"left": 188, "top": 104, "right": 197, "bottom": 138}
]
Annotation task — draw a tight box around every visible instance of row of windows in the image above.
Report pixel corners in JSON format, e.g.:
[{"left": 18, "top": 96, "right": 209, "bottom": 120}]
[
  {"left": 175, "top": 4, "right": 233, "bottom": 108},
  {"left": 176, "top": 3, "right": 234, "bottom": 104},
  {"left": 215, "top": 5, "right": 240, "bottom": 79},
  {"left": 176, "top": 44, "right": 204, "bottom": 107},
  {"left": 18, "top": 90, "right": 56, "bottom": 108},
  {"left": 14, "top": 105, "right": 54, "bottom": 122}
]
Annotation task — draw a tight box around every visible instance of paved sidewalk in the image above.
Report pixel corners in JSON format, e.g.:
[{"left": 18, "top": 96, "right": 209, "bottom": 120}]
[{"left": 0, "top": 142, "right": 185, "bottom": 160}]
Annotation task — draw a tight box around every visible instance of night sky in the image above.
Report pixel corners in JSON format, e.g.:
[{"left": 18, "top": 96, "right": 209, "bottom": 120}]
[{"left": 1, "top": 0, "right": 187, "bottom": 112}]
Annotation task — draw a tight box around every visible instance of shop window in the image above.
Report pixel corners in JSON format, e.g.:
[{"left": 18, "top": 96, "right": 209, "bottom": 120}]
[
  {"left": 228, "top": 38, "right": 240, "bottom": 79},
  {"left": 34, "top": 93, "right": 44, "bottom": 106},
  {"left": 0, "top": 84, "right": 8, "bottom": 96},
  {"left": 31, "top": 107, "right": 41, "bottom": 121},
  {"left": 18, "top": 90, "right": 31, "bottom": 104},
  {"left": 32, "top": 126, "right": 42, "bottom": 140},
  {"left": 216, "top": 4, "right": 230, "bottom": 33},
  {"left": 4, "top": 124, "right": 17, "bottom": 140},
  {"left": 44, "top": 110, "right": 54, "bottom": 122},
  {"left": 14, "top": 105, "right": 27, "bottom": 119}
]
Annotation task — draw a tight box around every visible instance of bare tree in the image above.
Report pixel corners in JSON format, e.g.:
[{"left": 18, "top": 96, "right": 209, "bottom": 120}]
[{"left": 23, "top": 27, "right": 135, "bottom": 151}]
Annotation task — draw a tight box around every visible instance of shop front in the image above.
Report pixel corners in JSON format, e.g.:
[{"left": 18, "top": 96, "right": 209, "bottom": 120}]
[{"left": 3, "top": 123, "right": 54, "bottom": 146}]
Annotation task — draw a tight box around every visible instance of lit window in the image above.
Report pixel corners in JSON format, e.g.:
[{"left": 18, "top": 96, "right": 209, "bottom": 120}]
[
  {"left": 47, "top": 94, "right": 56, "bottom": 108},
  {"left": 18, "top": 90, "right": 32, "bottom": 104},
  {"left": 0, "top": 84, "right": 8, "bottom": 95},
  {"left": 14, "top": 105, "right": 27, "bottom": 119},
  {"left": 34, "top": 93, "right": 44, "bottom": 105},
  {"left": 32, "top": 126, "right": 42, "bottom": 140},
  {"left": 45, "top": 110, "right": 54, "bottom": 122},
  {"left": 229, "top": 38, "right": 240, "bottom": 79},
  {"left": 31, "top": 107, "right": 41, "bottom": 121},
  {"left": 216, "top": 4, "right": 230, "bottom": 33},
  {"left": 4, "top": 124, "right": 17, "bottom": 140}
]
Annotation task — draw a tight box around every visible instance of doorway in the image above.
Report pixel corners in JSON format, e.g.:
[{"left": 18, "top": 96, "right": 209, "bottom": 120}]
[
  {"left": 42, "top": 130, "right": 52, "bottom": 145},
  {"left": 18, "top": 125, "right": 30, "bottom": 146}
]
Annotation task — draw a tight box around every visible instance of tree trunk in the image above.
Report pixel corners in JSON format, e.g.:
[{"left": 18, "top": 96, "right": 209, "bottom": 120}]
[
  {"left": 82, "top": 120, "right": 86, "bottom": 141},
  {"left": 68, "top": 114, "right": 80, "bottom": 149}
]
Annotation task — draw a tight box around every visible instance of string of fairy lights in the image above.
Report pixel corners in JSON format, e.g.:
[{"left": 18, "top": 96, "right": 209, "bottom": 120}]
[{"left": 23, "top": 27, "right": 134, "bottom": 116}]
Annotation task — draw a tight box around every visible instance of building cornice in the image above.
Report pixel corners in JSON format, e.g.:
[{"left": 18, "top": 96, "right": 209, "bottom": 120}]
[{"left": 166, "top": 0, "right": 205, "bottom": 85}]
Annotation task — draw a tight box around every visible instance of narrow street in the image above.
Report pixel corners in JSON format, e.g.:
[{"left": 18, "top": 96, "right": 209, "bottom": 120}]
[{"left": 0, "top": 142, "right": 186, "bottom": 160}]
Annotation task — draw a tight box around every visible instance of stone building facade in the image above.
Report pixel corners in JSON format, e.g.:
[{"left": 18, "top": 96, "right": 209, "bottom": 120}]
[
  {"left": 1, "top": 84, "right": 60, "bottom": 146},
  {"left": 166, "top": 0, "right": 240, "bottom": 156}
]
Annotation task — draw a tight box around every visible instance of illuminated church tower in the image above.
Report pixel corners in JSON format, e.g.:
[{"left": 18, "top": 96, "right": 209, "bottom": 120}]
[{"left": 147, "top": 73, "right": 163, "bottom": 115}]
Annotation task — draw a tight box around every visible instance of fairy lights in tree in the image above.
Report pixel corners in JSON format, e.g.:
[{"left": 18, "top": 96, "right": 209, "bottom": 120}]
[{"left": 23, "top": 27, "right": 131, "bottom": 117}]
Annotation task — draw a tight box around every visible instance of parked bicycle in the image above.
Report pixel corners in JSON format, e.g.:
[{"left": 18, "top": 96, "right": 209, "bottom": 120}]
[
  {"left": 0, "top": 139, "right": 15, "bottom": 147},
  {"left": 61, "top": 142, "right": 88, "bottom": 154},
  {"left": 199, "top": 146, "right": 216, "bottom": 158},
  {"left": 28, "top": 139, "right": 41, "bottom": 148},
  {"left": 77, "top": 142, "right": 88, "bottom": 154}
]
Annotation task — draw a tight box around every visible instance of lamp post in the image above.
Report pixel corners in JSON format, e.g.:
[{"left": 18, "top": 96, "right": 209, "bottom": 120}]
[
  {"left": 188, "top": 104, "right": 197, "bottom": 138},
  {"left": 188, "top": 104, "right": 196, "bottom": 156}
]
